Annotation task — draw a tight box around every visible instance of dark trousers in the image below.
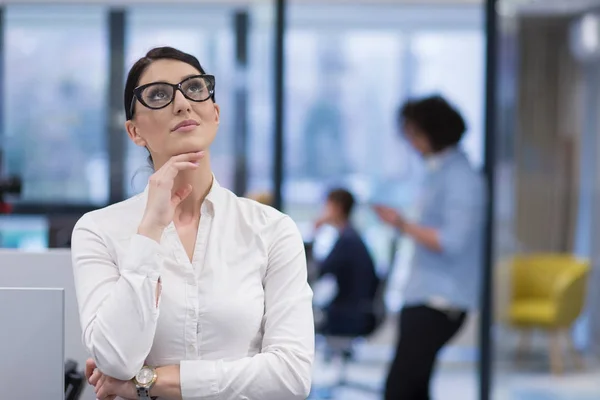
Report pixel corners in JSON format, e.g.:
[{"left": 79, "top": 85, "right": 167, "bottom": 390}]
[{"left": 384, "top": 305, "right": 467, "bottom": 400}]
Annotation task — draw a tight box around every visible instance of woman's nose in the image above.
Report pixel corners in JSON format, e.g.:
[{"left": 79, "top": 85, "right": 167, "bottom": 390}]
[{"left": 172, "top": 89, "right": 191, "bottom": 114}]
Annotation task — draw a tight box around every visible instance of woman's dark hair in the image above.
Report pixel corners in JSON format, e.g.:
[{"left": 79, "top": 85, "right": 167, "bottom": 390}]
[
  {"left": 327, "top": 188, "right": 355, "bottom": 219},
  {"left": 399, "top": 95, "right": 466, "bottom": 152},
  {"left": 124, "top": 46, "right": 213, "bottom": 167}
]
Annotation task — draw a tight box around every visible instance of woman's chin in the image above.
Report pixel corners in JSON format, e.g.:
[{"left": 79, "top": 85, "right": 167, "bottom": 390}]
[{"left": 172, "top": 137, "right": 212, "bottom": 154}]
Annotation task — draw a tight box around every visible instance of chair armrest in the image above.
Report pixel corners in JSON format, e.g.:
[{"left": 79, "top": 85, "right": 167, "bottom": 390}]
[{"left": 552, "top": 272, "right": 588, "bottom": 327}]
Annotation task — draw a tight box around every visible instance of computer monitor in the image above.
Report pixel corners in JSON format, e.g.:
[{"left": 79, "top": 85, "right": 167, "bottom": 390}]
[
  {"left": 0, "top": 287, "right": 64, "bottom": 399},
  {"left": 0, "top": 215, "right": 49, "bottom": 250}
]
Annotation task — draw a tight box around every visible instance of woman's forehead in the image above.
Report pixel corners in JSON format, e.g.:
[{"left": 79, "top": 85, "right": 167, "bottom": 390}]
[{"left": 138, "top": 59, "right": 201, "bottom": 86}]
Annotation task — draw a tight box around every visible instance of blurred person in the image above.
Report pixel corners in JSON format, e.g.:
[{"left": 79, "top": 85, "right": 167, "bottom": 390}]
[
  {"left": 373, "top": 95, "right": 485, "bottom": 400},
  {"left": 71, "top": 47, "right": 313, "bottom": 400},
  {"left": 314, "top": 188, "right": 379, "bottom": 337}
]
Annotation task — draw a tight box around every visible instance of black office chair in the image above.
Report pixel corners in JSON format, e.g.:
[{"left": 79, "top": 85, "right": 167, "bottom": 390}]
[
  {"left": 308, "top": 236, "right": 398, "bottom": 399},
  {"left": 64, "top": 359, "right": 85, "bottom": 400},
  {"left": 309, "top": 275, "right": 389, "bottom": 399}
]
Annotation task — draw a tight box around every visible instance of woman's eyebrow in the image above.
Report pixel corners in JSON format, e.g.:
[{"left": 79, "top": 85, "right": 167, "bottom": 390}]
[
  {"left": 144, "top": 74, "right": 200, "bottom": 86},
  {"left": 180, "top": 74, "right": 200, "bottom": 81}
]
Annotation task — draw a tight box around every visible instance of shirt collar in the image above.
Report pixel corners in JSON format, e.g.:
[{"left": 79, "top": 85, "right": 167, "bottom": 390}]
[
  {"left": 203, "top": 175, "right": 223, "bottom": 215},
  {"left": 425, "top": 147, "right": 458, "bottom": 171}
]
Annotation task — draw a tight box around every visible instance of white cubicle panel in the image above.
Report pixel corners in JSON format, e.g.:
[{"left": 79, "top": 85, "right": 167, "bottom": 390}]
[
  {"left": 0, "top": 287, "right": 64, "bottom": 399},
  {"left": 0, "top": 250, "right": 95, "bottom": 399}
]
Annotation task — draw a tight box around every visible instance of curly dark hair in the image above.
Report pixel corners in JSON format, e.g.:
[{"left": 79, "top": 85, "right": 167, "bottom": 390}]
[{"left": 399, "top": 95, "right": 466, "bottom": 152}]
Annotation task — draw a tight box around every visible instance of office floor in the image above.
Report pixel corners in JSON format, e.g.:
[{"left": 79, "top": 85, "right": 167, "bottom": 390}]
[
  {"left": 309, "top": 318, "right": 600, "bottom": 400},
  {"left": 310, "top": 349, "right": 600, "bottom": 400}
]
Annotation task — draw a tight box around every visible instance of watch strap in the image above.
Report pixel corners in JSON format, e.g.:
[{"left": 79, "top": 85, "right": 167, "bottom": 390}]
[{"left": 136, "top": 386, "right": 151, "bottom": 400}]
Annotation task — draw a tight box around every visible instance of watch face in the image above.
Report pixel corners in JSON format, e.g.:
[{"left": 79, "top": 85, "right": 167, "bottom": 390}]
[{"left": 136, "top": 367, "right": 155, "bottom": 386}]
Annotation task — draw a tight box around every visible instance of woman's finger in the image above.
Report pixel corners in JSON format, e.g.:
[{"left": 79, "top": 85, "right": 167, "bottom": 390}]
[
  {"left": 89, "top": 368, "right": 102, "bottom": 386},
  {"left": 95, "top": 375, "right": 113, "bottom": 400},
  {"left": 171, "top": 184, "right": 193, "bottom": 206},
  {"left": 94, "top": 377, "right": 104, "bottom": 398},
  {"left": 160, "top": 161, "right": 201, "bottom": 181},
  {"left": 85, "top": 359, "right": 96, "bottom": 381},
  {"left": 150, "top": 161, "right": 200, "bottom": 188},
  {"left": 168, "top": 151, "right": 205, "bottom": 164}
]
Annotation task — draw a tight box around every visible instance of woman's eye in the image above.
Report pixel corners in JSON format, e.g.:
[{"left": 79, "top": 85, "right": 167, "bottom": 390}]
[
  {"left": 187, "top": 85, "right": 204, "bottom": 93},
  {"left": 149, "top": 90, "right": 168, "bottom": 100}
]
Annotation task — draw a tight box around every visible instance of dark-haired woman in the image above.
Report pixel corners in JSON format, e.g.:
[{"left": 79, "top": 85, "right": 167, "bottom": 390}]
[
  {"left": 373, "top": 95, "right": 485, "bottom": 400},
  {"left": 71, "top": 47, "right": 313, "bottom": 400}
]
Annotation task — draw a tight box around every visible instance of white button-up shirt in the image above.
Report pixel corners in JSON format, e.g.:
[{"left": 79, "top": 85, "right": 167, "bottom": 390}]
[{"left": 71, "top": 179, "right": 314, "bottom": 400}]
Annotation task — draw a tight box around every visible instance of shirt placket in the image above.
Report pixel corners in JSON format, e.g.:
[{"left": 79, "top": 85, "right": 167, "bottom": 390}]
[{"left": 185, "top": 204, "right": 213, "bottom": 358}]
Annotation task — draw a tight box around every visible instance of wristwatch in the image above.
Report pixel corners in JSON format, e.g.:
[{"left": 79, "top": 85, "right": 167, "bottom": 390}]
[{"left": 133, "top": 365, "right": 157, "bottom": 399}]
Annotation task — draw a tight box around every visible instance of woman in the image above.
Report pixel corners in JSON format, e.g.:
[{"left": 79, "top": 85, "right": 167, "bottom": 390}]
[
  {"left": 71, "top": 47, "right": 314, "bottom": 400},
  {"left": 373, "top": 95, "right": 485, "bottom": 400}
]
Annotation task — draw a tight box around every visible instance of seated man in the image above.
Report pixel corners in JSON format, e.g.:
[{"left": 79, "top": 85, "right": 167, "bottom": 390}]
[{"left": 314, "top": 188, "right": 380, "bottom": 337}]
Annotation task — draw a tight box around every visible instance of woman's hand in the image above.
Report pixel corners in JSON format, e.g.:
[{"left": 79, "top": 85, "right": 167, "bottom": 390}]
[
  {"left": 85, "top": 358, "right": 96, "bottom": 383},
  {"left": 86, "top": 358, "right": 136, "bottom": 400},
  {"left": 151, "top": 365, "right": 182, "bottom": 399},
  {"left": 93, "top": 374, "right": 137, "bottom": 400},
  {"left": 139, "top": 151, "right": 205, "bottom": 240}
]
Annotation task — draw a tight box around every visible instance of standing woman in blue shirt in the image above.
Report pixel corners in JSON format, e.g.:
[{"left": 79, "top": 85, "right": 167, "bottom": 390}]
[{"left": 373, "top": 95, "right": 485, "bottom": 400}]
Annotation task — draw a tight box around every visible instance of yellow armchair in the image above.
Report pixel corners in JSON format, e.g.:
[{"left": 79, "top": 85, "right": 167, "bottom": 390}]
[{"left": 508, "top": 254, "right": 589, "bottom": 374}]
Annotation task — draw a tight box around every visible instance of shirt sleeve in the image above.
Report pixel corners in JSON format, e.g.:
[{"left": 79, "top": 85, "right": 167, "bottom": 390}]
[
  {"left": 71, "top": 213, "right": 164, "bottom": 381},
  {"left": 179, "top": 215, "right": 315, "bottom": 400},
  {"left": 438, "top": 170, "right": 486, "bottom": 257}
]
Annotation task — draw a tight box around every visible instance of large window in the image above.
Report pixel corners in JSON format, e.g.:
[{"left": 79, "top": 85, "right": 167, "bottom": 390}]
[
  {"left": 3, "top": 6, "right": 109, "bottom": 204},
  {"left": 246, "top": 4, "right": 276, "bottom": 196},
  {"left": 284, "top": 27, "right": 409, "bottom": 269},
  {"left": 124, "top": 6, "right": 236, "bottom": 195},
  {"left": 284, "top": 5, "right": 485, "bottom": 272}
]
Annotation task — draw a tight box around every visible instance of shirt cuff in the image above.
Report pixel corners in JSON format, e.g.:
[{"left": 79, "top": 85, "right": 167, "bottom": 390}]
[
  {"left": 120, "top": 234, "right": 164, "bottom": 280},
  {"left": 180, "top": 359, "right": 219, "bottom": 399}
]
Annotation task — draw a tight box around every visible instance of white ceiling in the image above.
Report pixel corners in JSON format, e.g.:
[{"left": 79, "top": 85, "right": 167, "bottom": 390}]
[
  {"left": 0, "top": 0, "right": 481, "bottom": 4},
  {"left": 0, "top": 0, "right": 597, "bottom": 16}
]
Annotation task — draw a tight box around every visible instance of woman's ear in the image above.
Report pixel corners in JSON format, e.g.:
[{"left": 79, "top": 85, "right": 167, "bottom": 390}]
[
  {"left": 213, "top": 103, "right": 220, "bottom": 124},
  {"left": 125, "top": 120, "right": 147, "bottom": 147}
]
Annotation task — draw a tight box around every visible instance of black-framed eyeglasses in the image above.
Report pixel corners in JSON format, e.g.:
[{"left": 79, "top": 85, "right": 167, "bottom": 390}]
[{"left": 128, "top": 74, "right": 215, "bottom": 119}]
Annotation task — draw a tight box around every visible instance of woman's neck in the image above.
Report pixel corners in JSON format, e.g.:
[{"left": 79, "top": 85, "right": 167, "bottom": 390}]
[{"left": 173, "top": 154, "right": 213, "bottom": 224}]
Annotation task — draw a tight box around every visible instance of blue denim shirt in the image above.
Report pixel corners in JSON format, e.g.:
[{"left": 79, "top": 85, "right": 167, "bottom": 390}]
[{"left": 403, "top": 148, "right": 485, "bottom": 311}]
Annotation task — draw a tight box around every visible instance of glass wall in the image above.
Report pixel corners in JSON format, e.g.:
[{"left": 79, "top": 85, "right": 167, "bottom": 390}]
[
  {"left": 1, "top": 4, "right": 275, "bottom": 202},
  {"left": 284, "top": 3, "right": 485, "bottom": 286},
  {"left": 0, "top": 2, "right": 514, "bottom": 399},
  {"left": 3, "top": 5, "right": 109, "bottom": 205},
  {"left": 246, "top": 4, "right": 275, "bottom": 196},
  {"left": 288, "top": 3, "right": 486, "bottom": 399}
]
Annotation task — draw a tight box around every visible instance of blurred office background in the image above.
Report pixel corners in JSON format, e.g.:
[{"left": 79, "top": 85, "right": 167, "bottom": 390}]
[{"left": 1, "top": 0, "right": 600, "bottom": 399}]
